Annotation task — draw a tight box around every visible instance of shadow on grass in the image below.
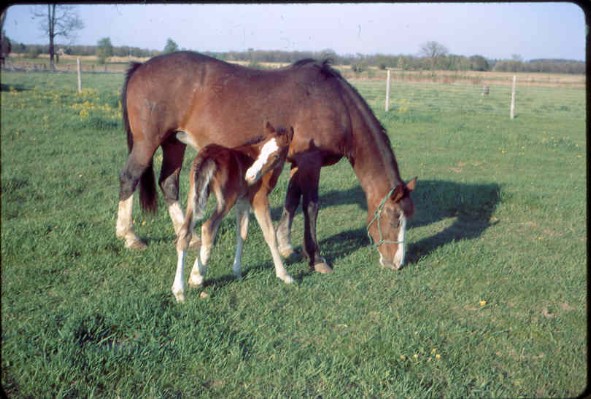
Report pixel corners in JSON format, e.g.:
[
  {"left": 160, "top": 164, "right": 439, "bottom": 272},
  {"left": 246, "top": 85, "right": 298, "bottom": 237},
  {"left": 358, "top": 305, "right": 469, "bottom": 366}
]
[
  {"left": 315, "top": 179, "right": 501, "bottom": 266},
  {"left": 150, "top": 179, "right": 500, "bottom": 291},
  {"left": 0, "top": 83, "right": 28, "bottom": 92}
]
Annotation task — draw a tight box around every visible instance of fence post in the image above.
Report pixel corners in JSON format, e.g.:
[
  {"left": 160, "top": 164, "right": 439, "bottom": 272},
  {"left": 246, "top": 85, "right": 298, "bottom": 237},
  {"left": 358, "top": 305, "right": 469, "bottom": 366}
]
[
  {"left": 510, "top": 75, "right": 516, "bottom": 119},
  {"left": 385, "top": 69, "right": 391, "bottom": 112},
  {"left": 77, "top": 57, "right": 82, "bottom": 94}
]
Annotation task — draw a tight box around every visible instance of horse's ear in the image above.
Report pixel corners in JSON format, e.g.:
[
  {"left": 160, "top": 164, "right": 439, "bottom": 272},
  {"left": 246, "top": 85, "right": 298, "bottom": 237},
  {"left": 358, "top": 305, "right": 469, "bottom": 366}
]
[
  {"left": 390, "top": 184, "right": 405, "bottom": 203},
  {"left": 265, "top": 121, "right": 276, "bottom": 133},
  {"left": 406, "top": 177, "right": 417, "bottom": 192}
]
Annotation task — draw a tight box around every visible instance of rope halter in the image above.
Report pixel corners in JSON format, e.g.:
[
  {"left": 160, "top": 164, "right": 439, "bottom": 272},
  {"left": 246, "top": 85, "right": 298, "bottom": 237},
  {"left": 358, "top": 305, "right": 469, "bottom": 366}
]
[{"left": 366, "top": 186, "right": 405, "bottom": 248}]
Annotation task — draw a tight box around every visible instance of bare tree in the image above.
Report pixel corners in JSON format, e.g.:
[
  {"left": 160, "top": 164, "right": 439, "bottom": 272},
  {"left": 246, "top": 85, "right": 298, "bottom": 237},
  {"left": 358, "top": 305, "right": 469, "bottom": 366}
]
[
  {"left": 419, "top": 41, "right": 448, "bottom": 75},
  {"left": 1, "top": 10, "right": 11, "bottom": 66},
  {"left": 33, "top": 5, "right": 84, "bottom": 70}
]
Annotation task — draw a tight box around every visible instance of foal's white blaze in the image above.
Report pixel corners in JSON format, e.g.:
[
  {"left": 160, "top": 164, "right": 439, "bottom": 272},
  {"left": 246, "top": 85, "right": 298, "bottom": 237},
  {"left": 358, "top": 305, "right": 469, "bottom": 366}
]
[
  {"left": 245, "top": 138, "right": 279, "bottom": 184},
  {"left": 393, "top": 213, "right": 407, "bottom": 268}
]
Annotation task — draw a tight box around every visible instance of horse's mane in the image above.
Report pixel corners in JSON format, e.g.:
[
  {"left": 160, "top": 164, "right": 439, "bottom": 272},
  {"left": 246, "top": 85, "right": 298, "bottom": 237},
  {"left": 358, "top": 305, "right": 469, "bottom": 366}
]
[
  {"left": 291, "top": 58, "right": 339, "bottom": 79},
  {"left": 315, "top": 60, "right": 399, "bottom": 184}
]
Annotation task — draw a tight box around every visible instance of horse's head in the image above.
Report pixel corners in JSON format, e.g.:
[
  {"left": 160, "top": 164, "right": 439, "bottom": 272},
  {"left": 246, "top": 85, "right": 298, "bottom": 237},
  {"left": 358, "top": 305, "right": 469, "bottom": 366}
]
[
  {"left": 245, "top": 122, "right": 294, "bottom": 185},
  {"left": 367, "top": 177, "right": 417, "bottom": 270}
]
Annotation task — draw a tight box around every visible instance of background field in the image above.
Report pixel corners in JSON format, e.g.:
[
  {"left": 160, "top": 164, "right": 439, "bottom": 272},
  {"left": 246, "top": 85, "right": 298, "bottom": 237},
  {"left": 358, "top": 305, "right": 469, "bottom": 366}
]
[{"left": 1, "top": 68, "right": 586, "bottom": 398}]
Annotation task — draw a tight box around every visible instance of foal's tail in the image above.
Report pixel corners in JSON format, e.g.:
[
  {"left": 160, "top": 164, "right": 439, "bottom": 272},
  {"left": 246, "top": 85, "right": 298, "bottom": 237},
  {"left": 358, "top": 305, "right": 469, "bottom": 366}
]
[
  {"left": 192, "top": 157, "right": 217, "bottom": 220},
  {"left": 121, "top": 62, "right": 158, "bottom": 213}
]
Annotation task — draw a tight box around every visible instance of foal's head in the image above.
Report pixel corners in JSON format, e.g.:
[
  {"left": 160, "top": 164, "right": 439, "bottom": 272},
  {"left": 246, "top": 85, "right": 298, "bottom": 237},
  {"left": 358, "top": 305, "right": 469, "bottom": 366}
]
[
  {"left": 245, "top": 122, "right": 294, "bottom": 185},
  {"left": 367, "top": 177, "right": 417, "bottom": 270}
]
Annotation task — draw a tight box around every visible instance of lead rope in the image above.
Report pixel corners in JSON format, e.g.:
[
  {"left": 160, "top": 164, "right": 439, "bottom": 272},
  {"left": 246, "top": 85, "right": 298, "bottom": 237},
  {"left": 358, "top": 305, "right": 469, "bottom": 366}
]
[{"left": 367, "top": 187, "right": 405, "bottom": 248}]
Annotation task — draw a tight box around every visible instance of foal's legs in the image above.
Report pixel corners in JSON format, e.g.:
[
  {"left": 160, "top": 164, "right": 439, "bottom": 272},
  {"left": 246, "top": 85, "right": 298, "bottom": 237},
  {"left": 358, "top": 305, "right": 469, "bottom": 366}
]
[
  {"left": 232, "top": 200, "right": 250, "bottom": 279},
  {"left": 188, "top": 190, "right": 235, "bottom": 287},
  {"left": 252, "top": 194, "right": 294, "bottom": 284},
  {"left": 172, "top": 215, "right": 197, "bottom": 303}
]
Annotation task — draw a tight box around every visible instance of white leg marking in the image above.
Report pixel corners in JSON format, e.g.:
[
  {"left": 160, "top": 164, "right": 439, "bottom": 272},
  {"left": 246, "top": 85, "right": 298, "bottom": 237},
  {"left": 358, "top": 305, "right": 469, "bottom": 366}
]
[
  {"left": 116, "top": 196, "right": 134, "bottom": 238},
  {"left": 393, "top": 214, "right": 407, "bottom": 268},
  {"left": 188, "top": 223, "right": 211, "bottom": 287},
  {"left": 172, "top": 249, "right": 186, "bottom": 302},
  {"left": 188, "top": 256, "right": 206, "bottom": 288},
  {"left": 245, "top": 138, "right": 279, "bottom": 184},
  {"left": 168, "top": 201, "right": 185, "bottom": 234},
  {"left": 116, "top": 196, "right": 145, "bottom": 248}
]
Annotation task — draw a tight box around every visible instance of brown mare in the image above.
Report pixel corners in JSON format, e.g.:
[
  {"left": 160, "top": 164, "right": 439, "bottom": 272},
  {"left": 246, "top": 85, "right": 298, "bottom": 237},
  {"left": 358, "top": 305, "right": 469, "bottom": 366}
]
[
  {"left": 116, "top": 51, "right": 416, "bottom": 272},
  {"left": 172, "top": 123, "right": 294, "bottom": 302}
]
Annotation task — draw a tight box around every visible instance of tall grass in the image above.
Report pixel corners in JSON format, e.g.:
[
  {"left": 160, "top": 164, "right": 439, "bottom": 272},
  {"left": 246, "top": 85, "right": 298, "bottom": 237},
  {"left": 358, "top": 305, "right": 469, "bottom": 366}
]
[{"left": 1, "top": 70, "right": 586, "bottom": 398}]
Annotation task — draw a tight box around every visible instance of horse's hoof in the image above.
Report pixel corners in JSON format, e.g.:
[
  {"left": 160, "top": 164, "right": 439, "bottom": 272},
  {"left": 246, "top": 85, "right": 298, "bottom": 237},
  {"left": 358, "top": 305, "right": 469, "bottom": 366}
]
[
  {"left": 280, "top": 275, "right": 295, "bottom": 284},
  {"left": 313, "top": 262, "right": 333, "bottom": 274},
  {"left": 126, "top": 238, "right": 147, "bottom": 250}
]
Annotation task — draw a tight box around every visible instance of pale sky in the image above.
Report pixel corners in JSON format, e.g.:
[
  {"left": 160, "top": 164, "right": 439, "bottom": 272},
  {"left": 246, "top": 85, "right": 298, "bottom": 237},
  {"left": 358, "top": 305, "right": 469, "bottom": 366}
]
[{"left": 3, "top": 3, "right": 587, "bottom": 61}]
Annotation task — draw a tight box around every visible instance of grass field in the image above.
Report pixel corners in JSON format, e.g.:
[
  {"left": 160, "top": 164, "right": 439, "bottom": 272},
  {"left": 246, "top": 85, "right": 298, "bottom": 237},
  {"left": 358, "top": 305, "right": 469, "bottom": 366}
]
[{"left": 1, "top": 69, "right": 586, "bottom": 398}]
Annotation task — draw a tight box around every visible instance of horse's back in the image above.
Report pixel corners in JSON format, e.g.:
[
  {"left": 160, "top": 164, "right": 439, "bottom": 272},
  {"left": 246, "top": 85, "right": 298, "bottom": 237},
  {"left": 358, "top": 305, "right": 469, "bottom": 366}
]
[{"left": 124, "top": 51, "right": 353, "bottom": 162}]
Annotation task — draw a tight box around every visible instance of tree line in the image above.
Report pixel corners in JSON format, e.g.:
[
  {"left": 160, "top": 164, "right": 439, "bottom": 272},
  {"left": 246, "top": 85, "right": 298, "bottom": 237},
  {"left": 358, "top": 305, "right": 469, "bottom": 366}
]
[{"left": 9, "top": 40, "right": 585, "bottom": 75}]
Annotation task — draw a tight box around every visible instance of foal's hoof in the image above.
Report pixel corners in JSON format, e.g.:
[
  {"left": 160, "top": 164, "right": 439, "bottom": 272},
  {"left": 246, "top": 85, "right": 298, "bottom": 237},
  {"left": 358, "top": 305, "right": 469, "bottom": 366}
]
[
  {"left": 280, "top": 275, "right": 295, "bottom": 284},
  {"left": 172, "top": 290, "right": 185, "bottom": 303},
  {"left": 279, "top": 245, "right": 295, "bottom": 259},
  {"left": 188, "top": 274, "right": 204, "bottom": 288},
  {"left": 313, "top": 261, "right": 333, "bottom": 274},
  {"left": 126, "top": 238, "right": 147, "bottom": 250}
]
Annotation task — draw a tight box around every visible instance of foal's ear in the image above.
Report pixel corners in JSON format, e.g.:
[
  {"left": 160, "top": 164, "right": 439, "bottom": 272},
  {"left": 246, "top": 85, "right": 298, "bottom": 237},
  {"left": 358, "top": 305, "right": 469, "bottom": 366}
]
[
  {"left": 265, "top": 121, "right": 276, "bottom": 134},
  {"left": 406, "top": 177, "right": 417, "bottom": 192}
]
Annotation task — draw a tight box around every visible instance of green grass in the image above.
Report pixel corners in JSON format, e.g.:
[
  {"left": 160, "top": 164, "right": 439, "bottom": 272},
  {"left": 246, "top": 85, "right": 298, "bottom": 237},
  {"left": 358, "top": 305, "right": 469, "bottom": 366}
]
[{"left": 1, "top": 70, "right": 586, "bottom": 398}]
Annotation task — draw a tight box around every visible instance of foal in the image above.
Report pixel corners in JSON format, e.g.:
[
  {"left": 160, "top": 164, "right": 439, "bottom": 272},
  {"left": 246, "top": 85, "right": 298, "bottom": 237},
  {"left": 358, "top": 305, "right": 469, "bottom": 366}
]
[{"left": 172, "top": 122, "right": 294, "bottom": 302}]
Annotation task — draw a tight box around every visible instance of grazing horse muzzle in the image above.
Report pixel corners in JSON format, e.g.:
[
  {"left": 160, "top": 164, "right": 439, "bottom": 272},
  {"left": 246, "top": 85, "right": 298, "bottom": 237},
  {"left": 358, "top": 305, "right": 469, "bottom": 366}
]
[
  {"left": 367, "top": 179, "right": 416, "bottom": 270},
  {"left": 371, "top": 213, "right": 407, "bottom": 270}
]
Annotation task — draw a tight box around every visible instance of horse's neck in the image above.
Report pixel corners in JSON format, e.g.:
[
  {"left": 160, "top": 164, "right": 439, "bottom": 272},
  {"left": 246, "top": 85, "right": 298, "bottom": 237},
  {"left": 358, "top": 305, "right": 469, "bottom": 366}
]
[
  {"left": 336, "top": 76, "right": 402, "bottom": 213},
  {"left": 350, "top": 121, "right": 402, "bottom": 213}
]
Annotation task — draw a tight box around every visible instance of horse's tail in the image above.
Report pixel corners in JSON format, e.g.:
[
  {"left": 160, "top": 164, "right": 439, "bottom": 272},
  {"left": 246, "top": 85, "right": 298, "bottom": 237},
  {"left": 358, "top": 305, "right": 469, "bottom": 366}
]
[
  {"left": 192, "top": 157, "right": 217, "bottom": 220},
  {"left": 121, "top": 61, "right": 158, "bottom": 214},
  {"left": 122, "top": 62, "right": 142, "bottom": 153}
]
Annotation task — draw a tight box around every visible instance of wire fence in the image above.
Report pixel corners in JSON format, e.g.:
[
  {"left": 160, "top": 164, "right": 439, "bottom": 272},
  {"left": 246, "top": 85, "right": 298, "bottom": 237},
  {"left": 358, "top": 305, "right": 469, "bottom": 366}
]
[
  {"left": 351, "top": 72, "right": 585, "bottom": 120},
  {"left": 2, "top": 59, "right": 585, "bottom": 121}
]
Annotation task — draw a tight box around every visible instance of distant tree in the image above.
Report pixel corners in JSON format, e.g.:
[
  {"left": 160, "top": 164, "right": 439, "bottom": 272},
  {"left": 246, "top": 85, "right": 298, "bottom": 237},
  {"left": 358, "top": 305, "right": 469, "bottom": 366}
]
[
  {"left": 96, "top": 37, "right": 113, "bottom": 64},
  {"left": 469, "top": 55, "right": 490, "bottom": 71},
  {"left": 32, "top": 5, "right": 84, "bottom": 70},
  {"left": 164, "top": 38, "right": 179, "bottom": 54},
  {"left": 1, "top": 31, "right": 10, "bottom": 66},
  {"left": 419, "top": 41, "right": 448, "bottom": 75},
  {"left": 0, "top": 11, "right": 10, "bottom": 66}
]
